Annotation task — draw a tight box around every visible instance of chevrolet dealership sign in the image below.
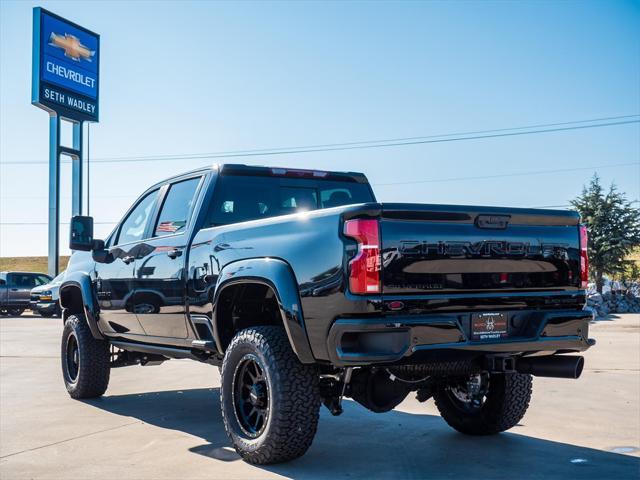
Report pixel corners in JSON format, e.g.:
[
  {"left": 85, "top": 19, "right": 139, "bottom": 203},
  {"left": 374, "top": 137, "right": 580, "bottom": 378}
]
[{"left": 32, "top": 8, "right": 99, "bottom": 122}]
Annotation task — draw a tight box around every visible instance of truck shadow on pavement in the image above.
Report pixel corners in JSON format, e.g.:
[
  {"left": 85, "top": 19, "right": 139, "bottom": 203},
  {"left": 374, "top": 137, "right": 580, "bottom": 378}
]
[{"left": 84, "top": 387, "right": 639, "bottom": 479}]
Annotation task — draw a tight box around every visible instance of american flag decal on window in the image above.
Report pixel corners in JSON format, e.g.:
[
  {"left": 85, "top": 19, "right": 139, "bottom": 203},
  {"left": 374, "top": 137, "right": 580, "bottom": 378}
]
[{"left": 157, "top": 221, "right": 186, "bottom": 233}]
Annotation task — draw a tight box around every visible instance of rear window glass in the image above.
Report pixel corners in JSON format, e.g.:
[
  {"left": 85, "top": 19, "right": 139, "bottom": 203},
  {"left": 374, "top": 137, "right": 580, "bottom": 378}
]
[{"left": 208, "top": 175, "right": 374, "bottom": 226}]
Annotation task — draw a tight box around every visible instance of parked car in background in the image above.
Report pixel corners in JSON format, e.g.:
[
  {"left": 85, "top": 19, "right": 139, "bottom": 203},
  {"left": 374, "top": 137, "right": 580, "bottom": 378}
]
[
  {"left": 30, "top": 271, "right": 65, "bottom": 317},
  {"left": 0, "top": 271, "right": 52, "bottom": 316}
]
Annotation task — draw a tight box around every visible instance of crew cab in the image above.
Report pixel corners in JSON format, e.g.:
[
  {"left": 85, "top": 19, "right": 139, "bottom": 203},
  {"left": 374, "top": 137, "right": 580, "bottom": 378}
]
[{"left": 60, "top": 164, "right": 593, "bottom": 464}]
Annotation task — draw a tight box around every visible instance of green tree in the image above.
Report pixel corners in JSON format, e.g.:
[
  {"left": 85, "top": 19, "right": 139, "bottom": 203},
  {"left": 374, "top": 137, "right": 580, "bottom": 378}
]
[
  {"left": 621, "top": 260, "right": 640, "bottom": 284},
  {"left": 571, "top": 175, "right": 640, "bottom": 293}
]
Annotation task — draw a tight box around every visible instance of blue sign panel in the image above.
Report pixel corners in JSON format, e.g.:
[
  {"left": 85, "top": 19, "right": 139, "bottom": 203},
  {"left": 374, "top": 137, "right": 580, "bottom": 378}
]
[{"left": 32, "top": 8, "right": 99, "bottom": 122}]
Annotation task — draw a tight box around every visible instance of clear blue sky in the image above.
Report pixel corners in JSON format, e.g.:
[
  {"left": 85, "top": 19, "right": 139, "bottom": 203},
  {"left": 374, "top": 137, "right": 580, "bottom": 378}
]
[{"left": 1, "top": 0, "right": 639, "bottom": 257}]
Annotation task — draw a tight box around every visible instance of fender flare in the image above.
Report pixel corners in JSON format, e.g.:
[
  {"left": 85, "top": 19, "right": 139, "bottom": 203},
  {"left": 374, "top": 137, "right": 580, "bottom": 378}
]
[
  {"left": 59, "top": 272, "right": 103, "bottom": 340},
  {"left": 212, "top": 258, "right": 315, "bottom": 364}
]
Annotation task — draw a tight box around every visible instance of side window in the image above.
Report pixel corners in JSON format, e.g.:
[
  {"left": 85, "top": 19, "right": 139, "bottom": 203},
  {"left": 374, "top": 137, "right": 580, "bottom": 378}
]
[
  {"left": 209, "top": 183, "right": 272, "bottom": 226},
  {"left": 117, "top": 190, "right": 159, "bottom": 245},
  {"left": 8, "top": 274, "right": 36, "bottom": 288},
  {"left": 154, "top": 177, "right": 201, "bottom": 237}
]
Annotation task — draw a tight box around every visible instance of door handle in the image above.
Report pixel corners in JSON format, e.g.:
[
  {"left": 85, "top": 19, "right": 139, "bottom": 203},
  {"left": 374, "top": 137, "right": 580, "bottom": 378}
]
[
  {"left": 122, "top": 255, "right": 135, "bottom": 265},
  {"left": 167, "top": 249, "right": 183, "bottom": 259}
]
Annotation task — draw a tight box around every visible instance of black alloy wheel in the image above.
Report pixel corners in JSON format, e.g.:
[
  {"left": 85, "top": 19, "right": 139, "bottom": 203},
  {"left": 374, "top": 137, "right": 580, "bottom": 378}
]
[
  {"left": 61, "top": 314, "right": 111, "bottom": 399},
  {"left": 220, "top": 326, "right": 320, "bottom": 464},
  {"left": 444, "top": 373, "right": 490, "bottom": 413},
  {"left": 64, "top": 332, "right": 80, "bottom": 383},
  {"left": 232, "top": 354, "right": 270, "bottom": 437}
]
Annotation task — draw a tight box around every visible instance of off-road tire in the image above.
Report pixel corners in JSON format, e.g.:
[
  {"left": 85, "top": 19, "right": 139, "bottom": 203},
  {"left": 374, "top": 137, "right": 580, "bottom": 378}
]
[
  {"left": 8, "top": 308, "right": 24, "bottom": 316},
  {"left": 61, "top": 314, "right": 110, "bottom": 399},
  {"left": 434, "top": 373, "right": 532, "bottom": 435},
  {"left": 220, "top": 326, "right": 320, "bottom": 464}
]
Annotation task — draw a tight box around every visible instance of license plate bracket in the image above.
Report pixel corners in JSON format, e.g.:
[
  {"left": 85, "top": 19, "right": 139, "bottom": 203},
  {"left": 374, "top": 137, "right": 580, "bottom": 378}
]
[{"left": 471, "top": 312, "right": 508, "bottom": 341}]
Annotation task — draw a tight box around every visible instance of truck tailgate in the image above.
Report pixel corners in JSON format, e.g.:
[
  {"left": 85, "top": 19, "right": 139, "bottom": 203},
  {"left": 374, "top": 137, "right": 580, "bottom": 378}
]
[{"left": 380, "top": 204, "right": 582, "bottom": 297}]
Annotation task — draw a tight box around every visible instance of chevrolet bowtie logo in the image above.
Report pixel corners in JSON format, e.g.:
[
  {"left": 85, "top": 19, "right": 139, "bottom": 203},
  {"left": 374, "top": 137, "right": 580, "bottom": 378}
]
[{"left": 49, "top": 32, "right": 94, "bottom": 62}]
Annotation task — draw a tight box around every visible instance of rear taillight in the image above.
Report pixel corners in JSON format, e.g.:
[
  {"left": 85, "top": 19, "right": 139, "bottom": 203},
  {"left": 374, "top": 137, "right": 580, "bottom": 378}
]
[
  {"left": 579, "top": 224, "right": 589, "bottom": 289},
  {"left": 344, "top": 219, "right": 381, "bottom": 294}
]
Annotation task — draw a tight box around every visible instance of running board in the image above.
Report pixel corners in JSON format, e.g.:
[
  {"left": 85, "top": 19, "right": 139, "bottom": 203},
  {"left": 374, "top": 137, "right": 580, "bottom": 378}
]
[{"left": 110, "top": 340, "right": 216, "bottom": 363}]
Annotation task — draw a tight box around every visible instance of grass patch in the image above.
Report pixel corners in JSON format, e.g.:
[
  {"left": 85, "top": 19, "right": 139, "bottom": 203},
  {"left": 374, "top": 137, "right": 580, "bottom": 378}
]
[{"left": 0, "top": 257, "right": 70, "bottom": 274}]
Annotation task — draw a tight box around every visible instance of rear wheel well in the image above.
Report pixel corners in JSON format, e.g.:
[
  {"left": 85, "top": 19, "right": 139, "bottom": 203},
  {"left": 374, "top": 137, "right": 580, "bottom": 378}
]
[{"left": 216, "top": 282, "right": 282, "bottom": 351}]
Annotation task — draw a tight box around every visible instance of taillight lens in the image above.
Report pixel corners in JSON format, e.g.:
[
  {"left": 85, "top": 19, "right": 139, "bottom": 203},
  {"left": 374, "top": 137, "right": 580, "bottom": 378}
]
[
  {"left": 579, "top": 224, "right": 589, "bottom": 289},
  {"left": 344, "top": 219, "right": 381, "bottom": 294}
]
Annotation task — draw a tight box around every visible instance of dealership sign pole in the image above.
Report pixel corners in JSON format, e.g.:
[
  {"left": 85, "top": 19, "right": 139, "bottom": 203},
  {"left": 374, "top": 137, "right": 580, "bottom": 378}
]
[{"left": 32, "top": 7, "right": 99, "bottom": 276}]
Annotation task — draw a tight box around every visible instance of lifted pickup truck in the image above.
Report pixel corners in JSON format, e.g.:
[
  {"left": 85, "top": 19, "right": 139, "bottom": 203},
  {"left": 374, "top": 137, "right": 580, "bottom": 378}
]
[{"left": 62, "top": 164, "right": 593, "bottom": 464}]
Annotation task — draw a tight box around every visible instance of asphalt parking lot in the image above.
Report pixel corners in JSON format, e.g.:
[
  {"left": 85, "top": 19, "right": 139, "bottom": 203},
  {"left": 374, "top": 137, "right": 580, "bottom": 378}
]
[{"left": 1, "top": 313, "right": 638, "bottom": 479}]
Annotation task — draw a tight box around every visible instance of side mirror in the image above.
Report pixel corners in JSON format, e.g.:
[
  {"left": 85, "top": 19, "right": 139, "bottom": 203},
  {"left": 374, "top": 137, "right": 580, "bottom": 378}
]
[
  {"left": 69, "top": 215, "right": 96, "bottom": 251},
  {"left": 91, "top": 240, "right": 114, "bottom": 263}
]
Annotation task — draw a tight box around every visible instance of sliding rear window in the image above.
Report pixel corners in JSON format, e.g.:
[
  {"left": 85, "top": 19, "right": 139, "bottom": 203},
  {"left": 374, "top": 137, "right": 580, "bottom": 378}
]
[{"left": 208, "top": 175, "right": 374, "bottom": 226}]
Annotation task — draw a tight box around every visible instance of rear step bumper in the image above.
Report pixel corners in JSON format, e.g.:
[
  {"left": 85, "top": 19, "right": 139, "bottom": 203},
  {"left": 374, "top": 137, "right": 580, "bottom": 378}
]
[{"left": 326, "top": 310, "right": 594, "bottom": 366}]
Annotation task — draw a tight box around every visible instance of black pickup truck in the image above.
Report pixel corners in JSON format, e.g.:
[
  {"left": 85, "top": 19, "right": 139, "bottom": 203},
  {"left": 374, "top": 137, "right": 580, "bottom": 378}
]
[{"left": 62, "top": 164, "right": 593, "bottom": 464}]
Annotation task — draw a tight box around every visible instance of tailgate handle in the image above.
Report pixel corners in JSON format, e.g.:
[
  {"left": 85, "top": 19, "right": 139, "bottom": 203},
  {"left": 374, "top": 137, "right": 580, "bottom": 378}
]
[{"left": 475, "top": 215, "right": 510, "bottom": 229}]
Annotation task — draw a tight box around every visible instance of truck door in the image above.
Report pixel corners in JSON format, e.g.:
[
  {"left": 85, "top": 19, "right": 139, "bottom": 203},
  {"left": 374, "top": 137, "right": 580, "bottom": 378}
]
[
  {"left": 95, "top": 189, "right": 160, "bottom": 335},
  {"left": 131, "top": 176, "right": 202, "bottom": 338}
]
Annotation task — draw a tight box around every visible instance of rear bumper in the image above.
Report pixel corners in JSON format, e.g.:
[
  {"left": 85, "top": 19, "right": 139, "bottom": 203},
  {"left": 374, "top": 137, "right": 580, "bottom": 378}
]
[{"left": 326, "top": 309, "right": 594, "bottom": 366}]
